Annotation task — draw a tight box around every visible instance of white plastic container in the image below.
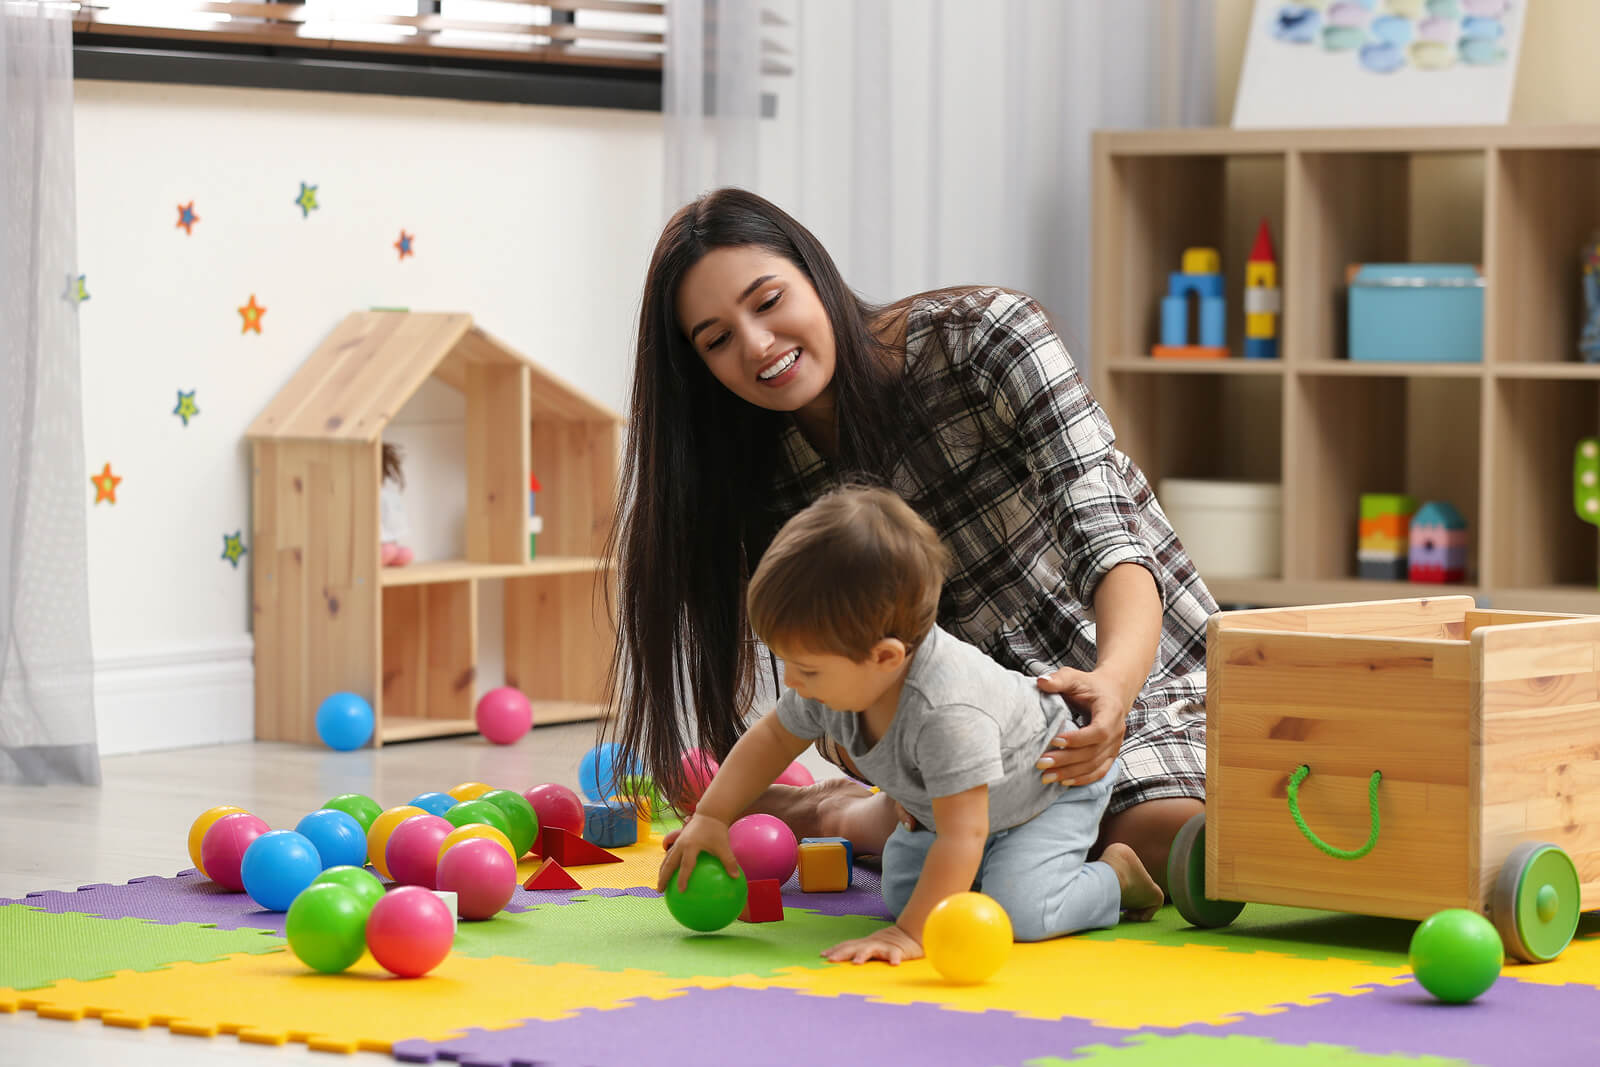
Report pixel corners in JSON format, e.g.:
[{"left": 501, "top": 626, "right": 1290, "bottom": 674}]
[{"left": 1157, "top": 478, "right": 1283, "bottom": 581}]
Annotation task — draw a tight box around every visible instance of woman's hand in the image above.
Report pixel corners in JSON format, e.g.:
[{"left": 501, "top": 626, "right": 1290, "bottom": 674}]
[
  {"left": 656, "top": 813, "right": 740, "bottom": 893},
  {"left": 823, "top": 923, "right": 924, "bottom": 965},
  {"left": 1035, "top": 666, "right": 1137, "bottom": 787}
]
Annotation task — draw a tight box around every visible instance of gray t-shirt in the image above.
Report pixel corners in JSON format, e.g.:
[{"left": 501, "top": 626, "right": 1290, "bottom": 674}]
[{"left": 775, "top": 625, "right": 1073, "bottom": 833}]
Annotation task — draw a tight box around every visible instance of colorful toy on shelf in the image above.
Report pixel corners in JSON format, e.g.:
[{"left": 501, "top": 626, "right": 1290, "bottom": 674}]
[
  {"left": 1357, "top": 493, "right": 1417, "bottom": 580},
  {"left": 1152, "top": 247, "right": 1227, "bottom": 360},
  {"left": 1574, "top": 437, "right": 1600, "bottom": 587},
  {"left": 1407, "top": 500, "right": 1468, "bottom": 583},
  {"left": 1243, "top": 219, "right": 1280, "bottom": 360},
  {"left": 528, "top": 472, "right": 543, "bottom": 559},
  {"left": 1581, "top": 235, "right": 1600, "bottom": 363}
]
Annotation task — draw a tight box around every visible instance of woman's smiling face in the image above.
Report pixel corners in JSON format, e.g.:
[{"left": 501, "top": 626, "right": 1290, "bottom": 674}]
[{"left": 676, "top": 245, "right": 838, "bottom": 414}]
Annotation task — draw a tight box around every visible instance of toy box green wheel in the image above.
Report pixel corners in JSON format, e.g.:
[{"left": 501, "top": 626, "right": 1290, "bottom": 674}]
[
  {"left": 1491, "top": 842, "right": 1581, "bottom": 963},
  {"left": 1168, "top": 812, "right": 1244, "bottom": 928}
]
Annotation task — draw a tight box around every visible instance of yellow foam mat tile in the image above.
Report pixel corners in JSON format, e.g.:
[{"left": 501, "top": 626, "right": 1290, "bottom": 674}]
[
  {"left": 3, "top": 950, "right": 697, "bottom": 1053},
  {"left": 1489, "top": 931, "right": 1600, "bottom": 989},
  {"left": 736, "top": 937, "right": 1412, "bottom": 1029},
  {"left": 519, "top": 834, "right": 669, "bottom": 891}
]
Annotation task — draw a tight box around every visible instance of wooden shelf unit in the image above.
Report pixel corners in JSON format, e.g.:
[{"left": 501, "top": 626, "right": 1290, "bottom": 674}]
[
  {"left": 247, "top": 311, "right": 623, "bottom": 746},
  {"left": 1092, "top": 124, "right": 1600, "bottom": 614}
]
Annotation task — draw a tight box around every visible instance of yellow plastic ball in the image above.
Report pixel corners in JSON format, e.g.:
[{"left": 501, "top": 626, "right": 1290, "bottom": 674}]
[
  {"left": 366, "top": 805, "right": 427, "bottom": 878},
  {"left": 436, "top": 823, "right": 516, "bottom": 866},
  {"left": 187, "top": 805, "right": 248, "bottom": 878},
  {"left": 447, "top": 781, "right": 493, "bottom": 802},
  {"left": 923, "top": 892, "right": 1013, "bottom": 984}
]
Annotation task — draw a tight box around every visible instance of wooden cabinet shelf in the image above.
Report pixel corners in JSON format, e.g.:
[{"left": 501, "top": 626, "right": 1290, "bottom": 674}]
[{"left": 380, "top": 556, "right": 611, "bottom": 587}]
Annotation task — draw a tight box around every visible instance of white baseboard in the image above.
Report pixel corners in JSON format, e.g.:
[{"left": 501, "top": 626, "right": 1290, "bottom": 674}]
[{"left": 93, "top": 637, "right": 255, "bottom": 756}]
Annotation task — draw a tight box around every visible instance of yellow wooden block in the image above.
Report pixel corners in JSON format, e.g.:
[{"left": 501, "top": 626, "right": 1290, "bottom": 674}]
[{"left": 797, "top": 841, "right": 851, "bottom": 893}]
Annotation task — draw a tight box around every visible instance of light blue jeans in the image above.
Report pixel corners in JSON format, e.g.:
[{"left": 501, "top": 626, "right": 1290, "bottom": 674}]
[{"left": 880, "top": 762, "right": 1123, "bottom": 942}]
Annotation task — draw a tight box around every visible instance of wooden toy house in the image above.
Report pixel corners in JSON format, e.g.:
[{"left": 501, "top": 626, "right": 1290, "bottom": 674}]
[{"left": 245, "top": 311, "right": 622, "bottom": 746}]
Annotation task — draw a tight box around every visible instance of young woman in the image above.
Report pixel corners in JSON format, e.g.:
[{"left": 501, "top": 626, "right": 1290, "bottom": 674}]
[{"left": 603, "top": 187, "right": 1217, "bottom": 890}]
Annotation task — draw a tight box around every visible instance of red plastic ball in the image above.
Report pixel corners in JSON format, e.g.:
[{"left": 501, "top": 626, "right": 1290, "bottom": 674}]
[
  {"left": 365, "top": 885, "right": 455, "bottom": 978},
  {"left": 475, "top": 686, "right": 533, "bottom": 745},
  {"left": 200, "top": 812, "right": 271, "bottom": 891},
  {"left": 728, "top": 813, "right": 799, "bottom": 885},
  {"left": 385, "top": 814, "right": 454, "bottom": 889},
  {"left": 774, "top": 761, "right": 814, "bottom": 787},
  {"left": 436, "top": 838, "right": 518, "bottom": 920},
  {"left": 522, "top": 783, "right": 584, "bottom": 837}
]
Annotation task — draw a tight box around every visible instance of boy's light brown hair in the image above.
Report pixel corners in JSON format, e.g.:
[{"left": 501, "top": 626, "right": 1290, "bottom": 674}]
[{"left": 748, "top": 485, "right": 951, "bottom": 660}]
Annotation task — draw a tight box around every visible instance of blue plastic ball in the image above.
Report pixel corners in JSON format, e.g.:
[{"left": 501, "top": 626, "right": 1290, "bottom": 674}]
[
  {"left": 240, "top": 829, "right": 323, "bottom": 912},
  {"left": 409, "top": 791, "right": 456, "bottom": 817},
  {"left": 315, "top": 692, "right": 374, "bottom": 751},
  {"left": 579, "top": 742, "right": 639, "bottom": 801},
  {"left": 293, "top": 809, "right": 368, "bottom": 870}
]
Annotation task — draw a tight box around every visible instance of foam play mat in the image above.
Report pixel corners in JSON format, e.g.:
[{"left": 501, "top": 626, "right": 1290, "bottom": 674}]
[{"left": 6, "top": 829, "right": 1600, "bottom": 1065}]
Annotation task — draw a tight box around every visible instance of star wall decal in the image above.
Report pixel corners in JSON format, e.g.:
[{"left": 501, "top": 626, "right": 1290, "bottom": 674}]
[
  {"left": 394, "top": 229, "right": 414, "bottom": 260},
  {"left": 176, "top": 201, "right": 199, "bottom": 235},
  {"left": 65, "top": 273, "right": 88, "bottom": 304},
  {"left": 294, "top": 181, "right": 319, "bottom": 219},
  {"left": 173, "top": 389, "right": 199, "bottom": 426},
  {"left": 221, "top": 530, "right": 248, "bottom": 568},
  {"left": 238, "top": 293, "right": 266, "bottom": 334},
  {"left": 91, "top": 462, "right": 121, "bottom": 505}
]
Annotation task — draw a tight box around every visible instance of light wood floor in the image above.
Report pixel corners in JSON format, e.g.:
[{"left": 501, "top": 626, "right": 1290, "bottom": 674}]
[{"left": 0, "top": 725, "right": 837, "bottom": 1065}]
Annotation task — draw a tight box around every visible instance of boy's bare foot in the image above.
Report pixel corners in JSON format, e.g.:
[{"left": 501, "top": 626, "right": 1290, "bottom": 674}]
[
  {"left": 1102, "top": 841, "right": 1163, "bottom": 921},
  {"left": 662, "top": 778, "right": 901, "bottom": 854}
]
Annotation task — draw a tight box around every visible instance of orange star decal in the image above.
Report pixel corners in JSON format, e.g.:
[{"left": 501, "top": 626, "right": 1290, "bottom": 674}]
[
  {"left": 238, "top": 294, "right": 266, "bottom": 334},
  {"left": 394, "top": 229, "right": 414, "bottom": 260},
  {"left": 176, "top": 201, "right": 199, "bottom": 234},
  {"left": 91, "top": 462, "right": 122, "bottom": 505}
]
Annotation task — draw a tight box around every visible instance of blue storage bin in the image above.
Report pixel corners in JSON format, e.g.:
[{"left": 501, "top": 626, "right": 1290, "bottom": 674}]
[{"left": 1348, "top": 263, "right": 1483, "bottom": 362}]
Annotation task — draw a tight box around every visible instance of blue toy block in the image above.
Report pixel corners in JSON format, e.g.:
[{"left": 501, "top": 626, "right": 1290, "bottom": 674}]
[
  {"left": 583, "top": 802, "right": 639, "bottom": 848},
  {"left": 1245, "top": 336, "right": 1279, "bottom": 360},
  {"left": 1160, "top": 272, "right": 1226, "bottom": 347}
]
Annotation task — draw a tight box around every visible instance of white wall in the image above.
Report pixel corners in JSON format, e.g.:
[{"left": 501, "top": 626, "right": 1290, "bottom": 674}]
[{"left": 75, "top": 81, "right": 663, "bottom": 754}]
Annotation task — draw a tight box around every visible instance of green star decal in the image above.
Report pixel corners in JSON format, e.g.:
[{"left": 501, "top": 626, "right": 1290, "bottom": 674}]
[
  {"left": 173, "top": 390, "right": 199, "bottom": 426},
  {"left": 221, "top": 530, "right": 247, "bottom": 568},
  {"left": 294, "top": 181, "right": 319, "bottom": 218}
]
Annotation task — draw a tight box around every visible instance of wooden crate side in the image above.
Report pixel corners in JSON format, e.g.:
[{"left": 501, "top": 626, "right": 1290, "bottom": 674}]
[
  {"left": 465, "top": 361, "right": 530, "bottom": 564},
  {"left": 1210, "top": 596, "right": 1475, "bottom": 638},
  {"left": 1208, "top": 626, "right": 1473, "bottom": 918},
  {"left": 1464, "top": 609, "right": 1584, "bottom": 640},
  {"left": 1474, "top": 618, "right": 1600, "bottom": 911}
]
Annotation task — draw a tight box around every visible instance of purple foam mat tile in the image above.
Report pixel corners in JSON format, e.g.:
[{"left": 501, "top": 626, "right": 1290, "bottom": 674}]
[
  {"left": 781, "top": 865, "right": 893, "bottom": 920},
  {"left": 390, "top": 984, "right": 1124, "bottom": 1067},
  {"left": 2, "top": 870, "right": 291, "bottom": 936},
  {"left": 1182, "top": 976, "right": 1600, "bottom": 1066}
]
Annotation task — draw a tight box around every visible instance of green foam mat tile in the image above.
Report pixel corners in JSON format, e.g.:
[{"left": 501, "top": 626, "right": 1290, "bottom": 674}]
[{"left": 1033, "top": 1033, "right": 1481, "bottom": 1066}]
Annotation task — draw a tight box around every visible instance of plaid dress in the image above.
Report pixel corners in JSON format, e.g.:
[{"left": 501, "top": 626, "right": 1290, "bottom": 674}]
[{"left": 768, "top": 287, "right": 1217, "bottom": 814}]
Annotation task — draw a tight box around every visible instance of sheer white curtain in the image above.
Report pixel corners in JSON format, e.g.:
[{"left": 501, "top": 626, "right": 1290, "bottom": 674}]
[
  {"left": 1, "top": 0, "right": 101, "bottom": 785},
  {"left": 662, "top": 0, "right": 1216, "bottom": 371}
]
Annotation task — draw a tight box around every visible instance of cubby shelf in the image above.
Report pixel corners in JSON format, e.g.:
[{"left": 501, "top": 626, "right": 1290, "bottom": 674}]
[{"left": 1092, "top": 125, "right": 1600, "bottom": 610}]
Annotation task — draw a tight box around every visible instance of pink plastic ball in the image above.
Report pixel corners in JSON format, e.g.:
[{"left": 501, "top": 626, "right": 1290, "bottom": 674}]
[
  {"left": 775, "top": 761, "right": 815, "bottom": 787},
  {"left": 436, "top": 838, "right": 518, "bottom": 920},
  {"left": 678, "top": 748, "right": 720, "bottom": 811},
  {"left": 475, "top": 686, "right": 533, "bottom": 745},
  {"left": 200, "top": 812, "right": 271, "bottom": 891},
  {"left": 385, "top": 814, "right": 454, "bottom": 889},
  {"left": 522, "top": 782, "right": 584, "bottom": 837},
  {"left": 365, "top": 885, "right": 455, "bottom": 978},
  {"left": 728, "top": 813, "right": 799, "bottom": 885}
]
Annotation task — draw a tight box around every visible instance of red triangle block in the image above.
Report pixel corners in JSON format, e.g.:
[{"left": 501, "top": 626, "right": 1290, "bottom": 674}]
[
  {"left": 540, "top": 825, "right": 623, "bottom": 867},
  {"left": 523, "top": 857, "right": 582, "bottom": 891}
]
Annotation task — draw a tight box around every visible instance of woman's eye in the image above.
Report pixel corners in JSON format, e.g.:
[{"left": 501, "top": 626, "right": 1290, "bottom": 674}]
[
  {"left": 757, "top": 291, "right": 781, "bottom": 312},
  {"left": 705, "top": 331, "right": 729, "bottom": 351}
]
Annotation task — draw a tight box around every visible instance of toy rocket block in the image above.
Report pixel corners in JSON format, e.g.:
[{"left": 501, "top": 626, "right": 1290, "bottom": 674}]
[
  {"left": 1244, "top": 219, "right": 1281, "bottom": 360},
  {"left": 539, "top": 825, "right": 623, "bottom": 867},
  {"left": 797, "top": 836, "right": 853, "bottom": 892},
  {"left": 1153, "top": 246, "right": 1228, "bottom": 360},
  {"left": 584, "top": 801, "right": 639, "bottom": 849},
  {"left": 524, "top": 856, "right": 582, "bottom": 891},
  {"left": 738, "top": 878, "right": 785, "bottom": 923}
]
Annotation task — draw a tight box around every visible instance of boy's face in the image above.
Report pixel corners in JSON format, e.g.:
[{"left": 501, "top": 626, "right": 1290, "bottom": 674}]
[{"left": 770, "top": 639, "right": 905, "bottom": 713}]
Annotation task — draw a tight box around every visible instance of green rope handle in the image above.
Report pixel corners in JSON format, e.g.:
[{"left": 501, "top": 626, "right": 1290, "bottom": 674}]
[{"left": 1286, "top": 764, "right": 1383, "bottom": 860}]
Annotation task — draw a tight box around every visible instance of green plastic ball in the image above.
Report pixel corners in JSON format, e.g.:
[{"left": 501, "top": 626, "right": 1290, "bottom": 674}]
[
  {"left": 478, "top": 789, "right": 540, "bottom": 857},
  {"left": 663, "top": 854, "right": 748, "bottom": 932},
  {"left": 285, "top": 882, "right": 369, "bottom": 973},
  {"left": 445, "top": 798, "right": 514, "bottom": 842},
  {"left": 323, "top": 793, "right": 383, "bottom": 834},
  {"left": 310, "top": 865, "right": 385, "bottom": 917},
  {"left": 1409, "top": 908, "right": 1503, "bottom": 1003}
]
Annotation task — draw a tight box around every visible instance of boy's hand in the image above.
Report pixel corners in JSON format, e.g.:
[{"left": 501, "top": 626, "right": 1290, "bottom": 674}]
[
  {"left": 656, "top": 813, "right": 740, "bottom": 894},
  {"left": 822, "top": 924, "right": 924, "bottom": 965}
]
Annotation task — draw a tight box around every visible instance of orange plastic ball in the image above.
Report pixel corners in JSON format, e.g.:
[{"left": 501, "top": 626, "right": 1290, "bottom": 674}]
[
  {"left": 187, "top": 805, "right": 248, "bottom": 878},
  {"left": 447, "top": 781, "right": 493, "bottom": 802}
]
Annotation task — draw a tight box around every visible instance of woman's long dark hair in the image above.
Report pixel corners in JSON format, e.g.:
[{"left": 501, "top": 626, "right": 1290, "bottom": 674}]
[{"left": 601, "top": 187, "right": 938, "bottom": 808}]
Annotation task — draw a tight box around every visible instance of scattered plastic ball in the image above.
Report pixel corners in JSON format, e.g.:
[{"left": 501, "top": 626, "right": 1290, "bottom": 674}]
[
  {"left": 187, "top": 805, "right": 247, "bottom": 878},
  {"left": 523, "top": 783, "right": 585, "bottom": 837},
  {"left": 664, "top": 853, "right": 748, "bottom": 932},
  {"left": 729, "top": 813, "right": 799, "bottom": 885},
  {"left": 444, "top": 798, "right": 514, "bottom": 842},
  {"left": 475, "top": 686, "right": 533, "bottom": 745},
  {"left": 366, "top": 885, "right": 455, "bottom": 978},
  {"left": 311, "top": 865, "right": 386, "bottom": 917},
  {"left": 315, "top": 691, "right": 374, "bottom": 751},
  {"left": 294, "top": 808, "right": 369, "bottom": 870},
  {"left": 322, "top": 793, "right": 383, "bottom": 833},
  {"left": 923, "top": 892, "right": 1013, "bottom": 984},
  {"left": 386, "top": 814, "right": 455, "bottom": 889},
  {"left": 477, "top": 788, "right": 539, "bottom": 857},
  {"left": 1410, "top": 908, "right": 1503, "bottom": 1003},
  {"left": 437, "top": 838, "right": 518, "bottom": 920},
  {"left": 240, "top": 829, "right": 323, "bottom": 912},
  {"left": 447, "top": 781, "right": 493, "bottom": 802},
  {"left": 366, "top": 805, "right": 427, "bottom": 879},
  {"left": 774, "top": 761, "right": 815, "bottom": 787},
  {"left": 436, "top": 823, "right": 516, "bottom": 866},
  {"left": 286, "top": 882, "right": 369, "bottom": 973},
  {"left": 578, "top": 743, "right": 623, "bottom": 801},
  {"left": 676, "top": 749, "right": 719, "bottom": 811},
  {"left": 408, "top": 791, "right": 456, "bottom": 817},
  {"left": 200, "top": 811, "right": 271, "bottom": 891}
]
